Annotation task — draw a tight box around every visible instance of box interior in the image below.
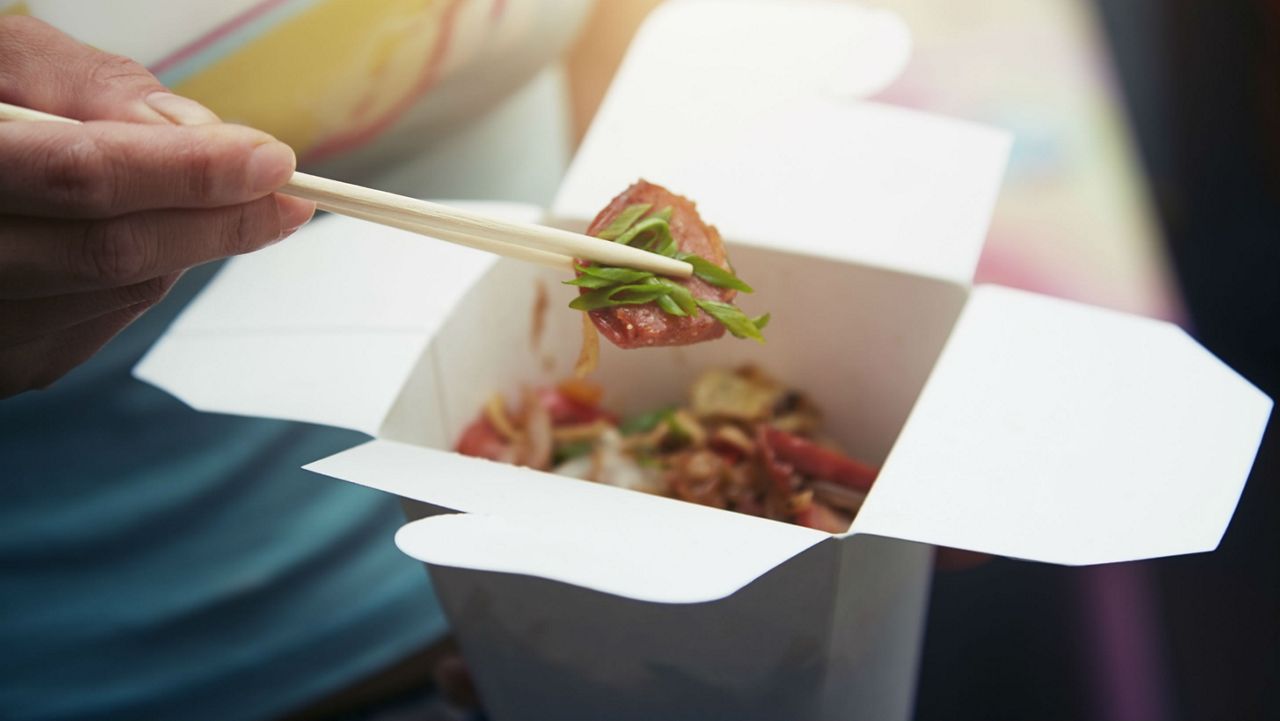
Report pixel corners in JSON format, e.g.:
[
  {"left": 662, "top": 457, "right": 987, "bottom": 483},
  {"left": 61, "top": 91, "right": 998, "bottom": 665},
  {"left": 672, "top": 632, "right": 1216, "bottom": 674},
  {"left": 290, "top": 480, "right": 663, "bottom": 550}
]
[{"left": 381, "top": 241, "right": 969, "bottom": 477}]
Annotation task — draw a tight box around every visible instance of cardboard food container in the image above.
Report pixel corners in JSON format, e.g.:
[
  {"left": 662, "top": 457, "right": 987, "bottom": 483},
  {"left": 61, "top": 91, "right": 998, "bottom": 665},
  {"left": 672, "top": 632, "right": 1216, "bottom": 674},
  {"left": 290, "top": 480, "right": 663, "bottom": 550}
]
[{"left": 136, "top": 2, "right": 1272, "bottom": 720}]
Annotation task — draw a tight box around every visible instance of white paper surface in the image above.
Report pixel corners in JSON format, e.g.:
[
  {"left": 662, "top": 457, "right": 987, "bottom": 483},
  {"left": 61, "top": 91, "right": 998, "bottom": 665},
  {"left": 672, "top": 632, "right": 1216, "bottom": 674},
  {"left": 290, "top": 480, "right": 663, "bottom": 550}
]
[
  {"left": 134, "top": 331, "right": 429, "bottom": 434},
  {"left": 819, "top": 535, "right": 933, "bottom": 721},
  {"left": 134, "top": 202, "right": 540, "bottom": 434},
  {"left": 308, "top": 439, "right": 829, "bottom": 603},
  {"left": 854, "top": 285, "right": 1273, "bottom": 564},
  {"left": 427, "top": 539, "right": 844, "bottom": 721},
  {"left": 552, "top": 0, "right": 1010, "bottom": 284}
]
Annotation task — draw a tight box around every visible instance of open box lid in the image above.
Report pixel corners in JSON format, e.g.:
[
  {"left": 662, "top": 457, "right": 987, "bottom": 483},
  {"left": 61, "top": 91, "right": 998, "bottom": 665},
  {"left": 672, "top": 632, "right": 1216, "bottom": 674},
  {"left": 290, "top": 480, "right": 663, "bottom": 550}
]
[
  {"left": 851, "top": 285, "right": 1273, "bottom": 565},
  {"left": 550, "top": 0, "right": 1010, "bottom": 285},
  {"left": 306, "top": 438, "right": 831, "bottom": 603}
]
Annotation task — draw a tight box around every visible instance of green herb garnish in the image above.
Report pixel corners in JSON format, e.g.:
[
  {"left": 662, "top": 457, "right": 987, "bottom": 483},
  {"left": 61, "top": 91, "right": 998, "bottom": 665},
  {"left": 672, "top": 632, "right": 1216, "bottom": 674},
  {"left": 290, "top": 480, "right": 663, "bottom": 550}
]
[
  {"left": 596, "top": 203, "right": 651, "bottom": 240},
  {"left": 677, "top": 253, "right": 754, "bottom": 293},
  {"left": 648, "top": 277, "right": 699, "bottom": 316},
  {"left": 694, "top": 299, "right": 768, "bottom": 343},
  {"left": 566, "top": 202, "right": 768, "bottom": 340},
  {"left": 614, "top": 217, "right": 674, "bottom": 255},
  {"left": 564, "top": 265, "right": 655, "bottom": 288},
  {"left": 655, "top": 294, "right": 687, "bottom": 317},
  {"left": 620, "top": 406, "right": 674, "bottom": 435},
  {"left": 569, "top": 283, "right": 670, "bottom": 311},
  {"left": 553, "top": 440, "right": 595, "bottom": 464}
]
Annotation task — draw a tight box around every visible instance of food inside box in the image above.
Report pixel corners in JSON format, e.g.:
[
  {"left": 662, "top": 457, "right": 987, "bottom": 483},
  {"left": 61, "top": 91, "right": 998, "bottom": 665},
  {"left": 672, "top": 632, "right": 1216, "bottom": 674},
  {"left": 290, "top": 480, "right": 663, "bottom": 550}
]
[{"left": 457, "top": 366, "right": 877, "bottom": 534}]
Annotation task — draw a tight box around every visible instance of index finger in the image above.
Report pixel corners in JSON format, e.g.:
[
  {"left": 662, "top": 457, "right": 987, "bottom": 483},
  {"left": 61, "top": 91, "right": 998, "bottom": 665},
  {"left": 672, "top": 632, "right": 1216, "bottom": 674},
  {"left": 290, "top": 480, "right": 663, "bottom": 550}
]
[
  {"left": 0, "top": 16, "right": 176, "bottom": 125},
  {"left": 0, "top": 119, "right": 296, "bottom": 218}
]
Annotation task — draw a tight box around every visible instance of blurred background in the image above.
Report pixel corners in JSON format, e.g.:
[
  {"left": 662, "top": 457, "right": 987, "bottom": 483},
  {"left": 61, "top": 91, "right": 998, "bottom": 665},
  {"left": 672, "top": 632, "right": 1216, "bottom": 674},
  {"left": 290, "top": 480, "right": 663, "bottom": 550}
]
[{"left": 569, "top": 1, "right": 1278, "bottom": 719}]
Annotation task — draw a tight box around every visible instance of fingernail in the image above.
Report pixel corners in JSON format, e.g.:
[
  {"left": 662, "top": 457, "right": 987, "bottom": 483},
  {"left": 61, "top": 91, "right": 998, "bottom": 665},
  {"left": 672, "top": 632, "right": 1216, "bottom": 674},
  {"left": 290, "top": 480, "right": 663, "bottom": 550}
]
[
  {"left": 249, "top": 141, "right": 297, "bottom": 193},
  {"left": 275, "top": 194, "right": 316, "bottom": 235},
  {"left": 145, "top": 91, "right": 221, "bottom": 125}
]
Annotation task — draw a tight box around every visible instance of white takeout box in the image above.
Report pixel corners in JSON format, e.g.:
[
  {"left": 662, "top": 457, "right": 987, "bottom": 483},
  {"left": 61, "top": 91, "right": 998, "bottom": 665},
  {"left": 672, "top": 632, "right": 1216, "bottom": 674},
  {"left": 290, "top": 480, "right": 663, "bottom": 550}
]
[{"left": 136, "top": 2, "right": 1272, "bottom": 719}]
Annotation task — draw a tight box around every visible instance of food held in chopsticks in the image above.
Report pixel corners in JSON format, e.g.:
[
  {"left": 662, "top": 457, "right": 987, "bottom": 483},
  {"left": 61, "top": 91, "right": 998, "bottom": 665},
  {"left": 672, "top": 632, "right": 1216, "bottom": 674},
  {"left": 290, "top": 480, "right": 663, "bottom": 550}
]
[
  {"left": 456, "top": 366, "right": 876, "bottom": 533},
  {"left": 568, "top": 181, "right": 768, "bottom": 348}
]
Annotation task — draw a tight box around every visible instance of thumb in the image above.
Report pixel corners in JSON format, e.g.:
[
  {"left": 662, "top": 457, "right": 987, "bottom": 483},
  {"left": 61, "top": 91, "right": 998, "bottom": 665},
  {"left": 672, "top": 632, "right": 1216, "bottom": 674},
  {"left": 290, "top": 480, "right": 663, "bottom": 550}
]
[{"left": 0, "top": 16, "right": 218, "bottom": 126}]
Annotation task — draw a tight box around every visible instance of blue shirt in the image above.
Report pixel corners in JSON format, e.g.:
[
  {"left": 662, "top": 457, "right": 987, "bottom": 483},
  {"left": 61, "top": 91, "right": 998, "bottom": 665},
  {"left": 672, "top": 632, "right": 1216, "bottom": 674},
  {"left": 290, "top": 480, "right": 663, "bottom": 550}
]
[{"left": 0, "top": 262, "right": 447, "bottom": 721}]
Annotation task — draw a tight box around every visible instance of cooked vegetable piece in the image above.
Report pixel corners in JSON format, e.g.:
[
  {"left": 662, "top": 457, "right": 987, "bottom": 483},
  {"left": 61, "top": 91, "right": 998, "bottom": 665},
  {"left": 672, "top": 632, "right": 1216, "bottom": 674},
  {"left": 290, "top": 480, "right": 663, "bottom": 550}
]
[
  {"left": 690, "top": 367, "right": 783, "bottom": 421},
  {"left": 573, "top": 312, "right": 600, "bottom": 379},
  {"left": 619, "top": 407, "right": 673, "bottom": 435},
  {"left": 555, "top": 377, "right": 605, "bottom": 408},
  {"left": 595, "top": 203, "right": 651, "bottom": 240},
  {"left": 678, "top": 253, "right": 754, "bottom": 293},
  {"left": 537, "top": 384, "right": 610, "bottom": 425}
]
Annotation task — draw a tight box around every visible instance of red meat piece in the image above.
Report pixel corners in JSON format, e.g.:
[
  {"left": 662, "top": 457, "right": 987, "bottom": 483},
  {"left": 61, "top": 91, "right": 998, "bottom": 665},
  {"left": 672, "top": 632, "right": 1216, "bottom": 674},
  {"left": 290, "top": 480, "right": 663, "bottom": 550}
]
[
  {"left": 759, "top": 426, "right": 877, "bottom": 491},
  {"left": 583, "top": 180, "right": 736, "bottom": 348}
]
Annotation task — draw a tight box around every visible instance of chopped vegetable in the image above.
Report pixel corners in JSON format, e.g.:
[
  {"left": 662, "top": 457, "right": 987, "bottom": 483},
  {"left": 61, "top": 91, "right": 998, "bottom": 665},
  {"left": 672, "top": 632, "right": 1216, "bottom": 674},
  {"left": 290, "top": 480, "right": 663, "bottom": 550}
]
[
  {"left": 694, "top": 299, "right": 766, "bottom": 342},
  {"left": 556, "top": 377, "right": 604, "bottom": 407},
  {"left": 573, "top": 312, "right": 600, "bottom": 379},
  {"left": 595, "top": 203, "right": 651, "bottom": 240},
  {"left": 552, "top": 440, "right": 595, "bottom": 465},
  {"left": 619, "top": 406, "right": 673, "bottom": 435},
  {"left": 485, "top": 393, "right": 519, "bottom": 441},
  {"left": 690, "top": 367, "right": 783, "bottom": 422},
  {"left": 454, "top": 365, "right": 878, "bottom": 534},
  {"left": 677, "top": 253, "right": 754, "bottom": 293}
]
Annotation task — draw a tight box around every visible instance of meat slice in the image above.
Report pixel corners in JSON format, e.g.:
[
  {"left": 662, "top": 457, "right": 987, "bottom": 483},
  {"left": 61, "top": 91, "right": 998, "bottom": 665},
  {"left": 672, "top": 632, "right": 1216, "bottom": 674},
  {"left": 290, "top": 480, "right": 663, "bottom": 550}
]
[
  {"left": 583, "top": 180, "right": 736, "bottom": 348},
  {"left": 759, "top": 426, "right": 878, "bottom": 491}
]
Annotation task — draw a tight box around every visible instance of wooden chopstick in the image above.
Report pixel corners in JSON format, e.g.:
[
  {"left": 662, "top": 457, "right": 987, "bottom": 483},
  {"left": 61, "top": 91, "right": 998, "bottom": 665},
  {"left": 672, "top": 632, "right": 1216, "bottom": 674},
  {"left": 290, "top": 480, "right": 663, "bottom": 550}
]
[
  {"left": 308, "top": 197, "right": 575, "bottom": 270},
  {"left": 0, "top": 101, "right": 693, "bottom": 279},
  {"left": 283, "top": 173, "right": 690, "bottom": 274}
]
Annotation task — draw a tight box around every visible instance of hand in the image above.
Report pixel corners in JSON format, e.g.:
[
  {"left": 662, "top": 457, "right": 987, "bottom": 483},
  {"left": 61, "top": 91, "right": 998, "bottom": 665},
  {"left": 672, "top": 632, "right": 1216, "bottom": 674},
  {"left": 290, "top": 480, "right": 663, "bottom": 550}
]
[{"left": 0, "top": 17, "right": 315, "bottom": 398}]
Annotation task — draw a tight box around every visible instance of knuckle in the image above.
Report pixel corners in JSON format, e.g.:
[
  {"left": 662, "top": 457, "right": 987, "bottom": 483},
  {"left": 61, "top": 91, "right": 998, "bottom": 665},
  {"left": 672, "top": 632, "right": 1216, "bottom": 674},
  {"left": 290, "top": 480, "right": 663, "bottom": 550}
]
[
  {"left": 221, "top": 201, "right": 275, "bottom": 255},
  {"left": 184, "top": 132, "right": 254, "bottom": 202},
  {"left": 39, "top": 134, "right": 118, "bottom": 214},
  {"left": 75, "top": 218, "right": 151, "bottom": 284},
  {"left": 86, "top": 52, "right": 159, "bottom": 92},
  {"left": 176, "top": 141, "right": 215, "bottom": 201},
  {"left": 224, "top": 203, "right": 254, "bottom": 254}
]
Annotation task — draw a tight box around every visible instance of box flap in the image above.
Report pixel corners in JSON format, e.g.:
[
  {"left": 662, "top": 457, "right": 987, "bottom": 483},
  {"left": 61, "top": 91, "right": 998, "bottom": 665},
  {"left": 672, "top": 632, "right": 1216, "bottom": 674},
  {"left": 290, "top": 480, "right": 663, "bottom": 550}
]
[
  {"left": 307, "top": 439, "right": 830, "bottom": 603},
  {"left": 134, "top": 202, "right": 541, "bottom": 434},
  {"left": 551, "top": 0, "right": 1010, "bottom": 284},
  {"left": 852, "top": 285, "right": 1273, "bottom": 565}
]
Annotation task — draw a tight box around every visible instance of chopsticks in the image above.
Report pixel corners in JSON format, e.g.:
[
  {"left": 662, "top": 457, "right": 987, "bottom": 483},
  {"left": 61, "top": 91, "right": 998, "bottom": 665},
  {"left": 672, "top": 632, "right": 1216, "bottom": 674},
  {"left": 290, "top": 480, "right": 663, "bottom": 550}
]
[{"left": 0, "top": 101, "right": 693, "bottom": 279}]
